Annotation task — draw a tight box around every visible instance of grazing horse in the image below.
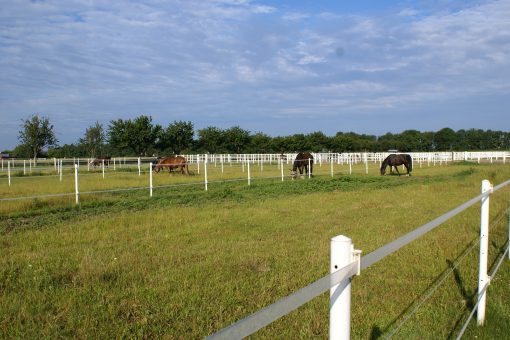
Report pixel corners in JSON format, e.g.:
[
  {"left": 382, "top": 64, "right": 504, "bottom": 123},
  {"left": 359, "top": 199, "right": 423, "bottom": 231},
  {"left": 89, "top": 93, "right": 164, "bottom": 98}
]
[
  {"left": 91, "top": 157, "right": 111, "bottom": 167},
  {"left": 291, "top": 152, "right": 314, "bottom": 179},
  {"left": 153, "top": 156, "right": 190, "bottom": 175},
  {"left": 380, "top": 154, "right": 412, "bottom": 176}
]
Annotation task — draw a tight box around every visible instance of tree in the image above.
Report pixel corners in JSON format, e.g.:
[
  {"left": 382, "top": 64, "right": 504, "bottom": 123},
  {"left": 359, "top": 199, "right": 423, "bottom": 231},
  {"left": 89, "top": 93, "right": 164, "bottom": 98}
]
[
  {"left": 18, "top": 114, "right": 58, "bottom": 161},
  {"left": 331, "top": 132, "right": 359, "bottom": 152},
  {"left": 197, "top": 127, "right": 224, "bottom": 153},
  {"left": 306, "top": 131, "right": 330, "bottom": 152},
  {"left": 79, "top": 121, "right": 105, "bottom": 158},
  {"left": 223, "top": 126, "right": 250, "bottom": 153},
  {"left": 108, "top": 115, "right": 162, "bottom": 156},
  {"left": 161, "top": 121, "right": 194, "bottom": 155},
  {"left": 250, "top": 132, "right": 272, "bottom": 153},
  {"left": 434, "top": 128, "right": 456, "bottom": 151},
  {"left": 285, "top": 133, "right": 309, "bottom": 151}
]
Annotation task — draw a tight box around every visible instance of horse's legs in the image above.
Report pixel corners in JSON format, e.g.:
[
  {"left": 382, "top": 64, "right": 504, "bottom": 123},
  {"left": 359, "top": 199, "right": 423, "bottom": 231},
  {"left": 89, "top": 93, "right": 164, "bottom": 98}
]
[{"left": 395, "top": 166, "right": 401, "bottom": 176}]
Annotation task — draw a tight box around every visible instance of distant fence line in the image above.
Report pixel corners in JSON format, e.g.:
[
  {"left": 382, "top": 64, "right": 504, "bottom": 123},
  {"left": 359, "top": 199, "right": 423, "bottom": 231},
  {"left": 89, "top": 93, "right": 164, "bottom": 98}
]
[{"left": 1, "top": 151, "right": 508, "bottom": 173}]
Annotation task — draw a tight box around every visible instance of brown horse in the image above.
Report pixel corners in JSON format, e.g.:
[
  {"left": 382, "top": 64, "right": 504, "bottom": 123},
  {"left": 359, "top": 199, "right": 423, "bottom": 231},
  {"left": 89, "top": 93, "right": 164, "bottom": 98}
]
[
  {"left": 291, "top": 152, "right": 314, "bottom": 179},
  {"left": 91, "top": 157, "right": 111, "bottom": 167},
  {"left": 380, "top": 154, "right": 412, "bottom": 176},
  {"left": 153, "top": 156, "right": 190, "bottom": 175}
]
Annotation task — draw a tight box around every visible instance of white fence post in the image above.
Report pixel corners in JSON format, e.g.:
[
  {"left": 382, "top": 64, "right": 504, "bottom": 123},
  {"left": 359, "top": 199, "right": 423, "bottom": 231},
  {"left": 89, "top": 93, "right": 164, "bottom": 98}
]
[
  {"left": 330, "top": 235, "right": 354, "bottom": 340},
  {"left": 8, "top": 160, "right": 11, "bottom": 187},
  {"left": 102, "top": 159, "right": 105, "bottom": 179},
  {"left": 60, "top": 160, "right": 63, "bottom": 182},
  {"left": 204, "top": 154, "right": 208, "bottom": 191},
  {"left": 308, "top": 157, "right": 311, "bottom": 179},
  {"left": 281, "top": 158, "right": 284, "bottom": 182},
  {"left": 138, "top": 157, "right": 141, "bottom": 176},
  {"left": 74, "top": 164, "right": 79, "bottom": 205},
  {"left": 331, "top": 159, "right": 334, "bottom": 177},
  {"left": 477, "top": 179, "right": 492, "bottom": 325},
  {"left": 23, "top": 160, "right": 26, "bottom": 175},
  {"left": 247, "top": 159, "right": 251, "bottom": 186},
  {"left": 149, "top": 162, "right": 153, "bottom": 197}
]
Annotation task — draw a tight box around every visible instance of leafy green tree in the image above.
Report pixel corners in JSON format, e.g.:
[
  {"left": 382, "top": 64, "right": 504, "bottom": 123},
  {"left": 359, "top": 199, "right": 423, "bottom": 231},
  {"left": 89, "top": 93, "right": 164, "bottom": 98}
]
[
  {"left": 306, "top": 131, "right": 330, "bottom": 152},
  {"left": 161, "top": 121, "right": 194, "bottom": 155},
  {"left": 285, "top": 133, "right": 309, "bottom": 151},
  {"left": 11, "top": 144, "right": 31, "bottom": 158},
  {"left": 47, "top": 144, "right": 87, "bottom": 158},
  {"left": 108, "top": 115, "right": 162, "bottom": 156},
  {"left": 434, "top": 127, "right": 456, "bottom": 151},
  {"left": 18, "top": 114, "right": 58, "bottom": 161},
  {"left": 269, "top": 136, "right": 290, "bottom": 153},
  {"left": 331, "top": 132, "right": 363, "bottom": 152},
  {"left": 79, "top": 121, "right": 105, "bottom": 158},
  {"left": 250, "top": 132, "right": 272, "bottom": 153},
  {"left": 197, "top": 126, "right": 224, "bottom": 153},
  {"left": 224, "top": 126, "right": 250, "bottom": 153},
  {"left": 398, "top": 130, "right": 425, "bottom": 151}
]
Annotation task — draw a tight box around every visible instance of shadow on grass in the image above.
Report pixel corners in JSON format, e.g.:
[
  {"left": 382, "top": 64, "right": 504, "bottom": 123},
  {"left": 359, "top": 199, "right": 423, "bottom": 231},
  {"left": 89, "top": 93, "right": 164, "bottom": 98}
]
[{"left": 369, "top": 238, "right": 479, "bottom": 339}]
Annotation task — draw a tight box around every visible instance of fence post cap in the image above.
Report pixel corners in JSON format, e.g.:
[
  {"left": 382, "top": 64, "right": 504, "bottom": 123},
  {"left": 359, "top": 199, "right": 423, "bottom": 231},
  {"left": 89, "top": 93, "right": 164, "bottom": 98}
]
[{"left": 331, "top": 235, "right": 352, "bottom": 243}]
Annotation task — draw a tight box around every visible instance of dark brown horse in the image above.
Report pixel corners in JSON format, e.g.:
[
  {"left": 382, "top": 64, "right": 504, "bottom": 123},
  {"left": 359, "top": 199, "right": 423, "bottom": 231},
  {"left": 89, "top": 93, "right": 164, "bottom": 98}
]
[
  {"left": 291, "top": 152, "right": 314, "bottom": 179},
  {"left": 380, "top": 154, "right": 412, "bottom": 176},
  {"left": 153, "top": 156, "right": 189, "bottom": 175},
  {"left": 91, "top": 157, "right": 111, "bottom": 167}
]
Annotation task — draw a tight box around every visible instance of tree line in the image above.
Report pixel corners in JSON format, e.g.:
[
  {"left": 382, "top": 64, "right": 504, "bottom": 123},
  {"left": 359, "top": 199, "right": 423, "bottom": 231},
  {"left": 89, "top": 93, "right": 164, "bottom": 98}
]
[{"left": 7, "top": 114, "right": 510, "bottom": 160}]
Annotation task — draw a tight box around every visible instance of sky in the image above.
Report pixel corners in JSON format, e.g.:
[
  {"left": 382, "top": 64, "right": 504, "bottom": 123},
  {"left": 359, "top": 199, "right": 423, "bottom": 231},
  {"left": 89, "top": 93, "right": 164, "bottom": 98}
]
[{"left": 1, "top": 0, "right": 509, "bottom": 150}]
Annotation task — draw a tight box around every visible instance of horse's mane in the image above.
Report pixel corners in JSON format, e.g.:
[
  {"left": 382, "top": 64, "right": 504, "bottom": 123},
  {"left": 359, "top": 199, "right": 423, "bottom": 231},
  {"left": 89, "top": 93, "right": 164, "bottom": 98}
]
[{"left": 381, "top": 154, "right": 394, "bottom": 169}]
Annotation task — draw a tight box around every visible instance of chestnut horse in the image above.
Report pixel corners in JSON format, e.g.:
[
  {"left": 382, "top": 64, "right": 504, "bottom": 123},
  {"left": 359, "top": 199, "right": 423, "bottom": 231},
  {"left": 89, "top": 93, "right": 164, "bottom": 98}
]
[
  {"left": 91, "top": 157, "right": 111, "bottom": 167},
  {"left": 380, "top": 154, "right": 412, "bottom": 176},
  {"left": 291, "top": 152, "right": 314, "bottom": 179},
  {"left": 153, "top": 156, "right": 189, "bottom": 175}
]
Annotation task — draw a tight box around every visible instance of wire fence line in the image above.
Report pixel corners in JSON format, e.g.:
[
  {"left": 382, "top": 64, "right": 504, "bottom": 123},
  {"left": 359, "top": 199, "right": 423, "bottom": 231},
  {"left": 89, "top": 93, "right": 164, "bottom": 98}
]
[
  {"left": 456, "top": 243, "right": 510, "bottom": 339},
  {"left": 206, "top": 179, "right": 510, "bottom": 338},
  {"left": 387, "top": 211, "right": 509, "bottom": 338},
  {"left": 0, "top": 173, "right": 294, "bottom": 202}
]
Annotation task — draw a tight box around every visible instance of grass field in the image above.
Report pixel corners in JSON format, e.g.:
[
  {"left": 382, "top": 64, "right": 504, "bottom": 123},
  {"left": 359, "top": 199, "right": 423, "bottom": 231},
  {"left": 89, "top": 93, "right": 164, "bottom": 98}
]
[{"left": 1, "top": 161, "right": 509, "bottom": 339}]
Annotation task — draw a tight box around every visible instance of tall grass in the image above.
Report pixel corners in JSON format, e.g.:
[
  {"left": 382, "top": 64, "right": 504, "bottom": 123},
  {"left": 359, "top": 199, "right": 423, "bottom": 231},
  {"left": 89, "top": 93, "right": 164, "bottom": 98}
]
[{"left": 0, "top": 162, "right": 509, "bottom": 338}]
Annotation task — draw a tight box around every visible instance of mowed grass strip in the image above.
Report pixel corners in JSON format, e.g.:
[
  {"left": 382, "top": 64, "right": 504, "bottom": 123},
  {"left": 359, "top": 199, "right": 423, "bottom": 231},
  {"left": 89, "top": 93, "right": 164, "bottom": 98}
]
[{"left": 0, "top": 163, "right": 509, "bottom": 338}]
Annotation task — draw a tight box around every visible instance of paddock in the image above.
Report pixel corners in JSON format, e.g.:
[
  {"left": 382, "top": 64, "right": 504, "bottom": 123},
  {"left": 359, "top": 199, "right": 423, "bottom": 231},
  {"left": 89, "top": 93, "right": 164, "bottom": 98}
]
[{"left": 1, "top": 154, "right": 509, "bottom": 338}]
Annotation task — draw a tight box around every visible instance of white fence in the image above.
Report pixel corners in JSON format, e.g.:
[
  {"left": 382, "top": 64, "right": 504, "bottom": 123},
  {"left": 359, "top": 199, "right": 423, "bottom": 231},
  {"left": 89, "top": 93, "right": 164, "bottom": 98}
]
[
  {"left": 206, "top": 179, "right": 510, "bottom": 339},
  {"left": 1, "top": 151, "right": 508, "bottom": 174},
  {"left": 1, "top": 150, "right": 509, "bottom": 202}
]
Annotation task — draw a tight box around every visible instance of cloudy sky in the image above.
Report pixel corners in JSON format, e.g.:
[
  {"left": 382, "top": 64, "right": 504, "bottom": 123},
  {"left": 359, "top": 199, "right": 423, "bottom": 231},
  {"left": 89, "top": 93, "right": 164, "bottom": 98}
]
[{"left": 1, "top": 0, "right": 509, "bottom": 149}]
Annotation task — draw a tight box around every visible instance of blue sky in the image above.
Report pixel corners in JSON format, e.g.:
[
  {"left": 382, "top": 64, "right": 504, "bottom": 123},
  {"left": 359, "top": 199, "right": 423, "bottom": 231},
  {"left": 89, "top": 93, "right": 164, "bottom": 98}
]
[{"left": 1, "top": 0, "right": 509, "bottom": 149}]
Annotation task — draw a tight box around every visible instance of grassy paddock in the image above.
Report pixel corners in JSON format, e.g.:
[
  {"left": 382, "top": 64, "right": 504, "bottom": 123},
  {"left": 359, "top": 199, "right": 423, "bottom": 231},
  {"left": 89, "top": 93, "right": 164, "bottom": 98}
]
[{"left": 1, "top": 162, "right": 510, "bottom": 338}]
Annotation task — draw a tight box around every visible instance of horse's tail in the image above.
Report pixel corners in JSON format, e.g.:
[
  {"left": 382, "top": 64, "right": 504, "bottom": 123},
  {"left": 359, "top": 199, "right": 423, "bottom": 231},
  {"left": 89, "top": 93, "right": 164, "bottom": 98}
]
[{"left": 406, "top": 155, "right": 413, "bottom": 172}]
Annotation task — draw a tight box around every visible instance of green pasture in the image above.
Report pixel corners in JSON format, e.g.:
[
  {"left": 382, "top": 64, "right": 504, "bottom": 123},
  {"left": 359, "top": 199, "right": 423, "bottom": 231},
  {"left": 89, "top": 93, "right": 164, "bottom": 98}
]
[{"left": 1, "top": 161, "right": 510, "bottom": 338}]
